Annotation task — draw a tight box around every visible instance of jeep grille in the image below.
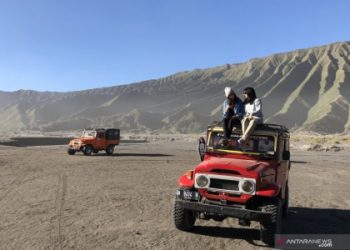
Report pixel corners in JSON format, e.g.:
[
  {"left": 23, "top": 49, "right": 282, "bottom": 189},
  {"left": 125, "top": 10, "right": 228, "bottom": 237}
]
[{"left": 209, "top": 178, "right": 239, "bottom": 191}]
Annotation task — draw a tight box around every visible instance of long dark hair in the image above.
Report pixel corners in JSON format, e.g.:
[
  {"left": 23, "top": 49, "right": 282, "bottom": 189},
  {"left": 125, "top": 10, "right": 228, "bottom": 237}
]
[
  {"left": 228, "top": 91, "right": 242, "bottom": 106},
  {"left": 243, "top": 87, "right": 257, "bottom": 104}
]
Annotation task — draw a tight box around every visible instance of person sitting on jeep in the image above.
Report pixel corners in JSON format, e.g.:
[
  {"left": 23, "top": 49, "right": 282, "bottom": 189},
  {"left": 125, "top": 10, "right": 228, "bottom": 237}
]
[
  {"left": 198, "top": 137, "right": 206, "bottom": 161},
  {"left": 238, "top": 87, "right": 263, "bottom": 145},
  {"left": 222, "top": 87, "right": 245, "bottom": 142}
]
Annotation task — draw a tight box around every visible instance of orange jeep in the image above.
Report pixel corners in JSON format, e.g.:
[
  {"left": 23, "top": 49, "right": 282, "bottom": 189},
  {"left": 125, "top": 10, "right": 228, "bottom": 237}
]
[{"left": 68, "top": 128, "right": 120, "bottom": 156}]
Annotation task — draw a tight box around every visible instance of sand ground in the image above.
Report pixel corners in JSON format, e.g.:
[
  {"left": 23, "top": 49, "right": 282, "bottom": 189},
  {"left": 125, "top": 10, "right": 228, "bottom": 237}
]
[{"left": 0, "top": 141, "right": 350, "bottom": 250}]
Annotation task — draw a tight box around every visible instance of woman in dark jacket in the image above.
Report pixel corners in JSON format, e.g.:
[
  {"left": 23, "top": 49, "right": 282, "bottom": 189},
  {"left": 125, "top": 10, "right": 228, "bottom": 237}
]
[{"left": 222, "top": 87, "right": 245, "bottom": 140}]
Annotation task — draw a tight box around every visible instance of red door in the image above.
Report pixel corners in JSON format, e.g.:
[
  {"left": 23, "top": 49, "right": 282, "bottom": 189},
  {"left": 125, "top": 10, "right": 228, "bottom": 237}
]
[{"left": 95, "top": 132, "right": 106, "bottom": 150}]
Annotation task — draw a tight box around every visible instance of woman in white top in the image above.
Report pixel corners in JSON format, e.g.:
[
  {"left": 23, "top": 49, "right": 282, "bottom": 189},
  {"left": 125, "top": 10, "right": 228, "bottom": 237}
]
[{"left": 239, "top": 87, "right": 263, "bottom": 145}]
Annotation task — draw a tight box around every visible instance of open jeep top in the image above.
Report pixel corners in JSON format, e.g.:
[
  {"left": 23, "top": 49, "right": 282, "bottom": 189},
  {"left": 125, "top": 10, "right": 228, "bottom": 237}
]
[
  {"left": 80, "top": 128, "right": 120, "bottom": 140},
  {"left": 206, "top": 121, "right": 290, "bottom": 156}
]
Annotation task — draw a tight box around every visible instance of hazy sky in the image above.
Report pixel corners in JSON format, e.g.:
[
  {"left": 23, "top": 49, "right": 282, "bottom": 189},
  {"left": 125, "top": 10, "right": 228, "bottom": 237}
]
[{"left": 0, "top": 0, "right": 349, "bottom": 92}]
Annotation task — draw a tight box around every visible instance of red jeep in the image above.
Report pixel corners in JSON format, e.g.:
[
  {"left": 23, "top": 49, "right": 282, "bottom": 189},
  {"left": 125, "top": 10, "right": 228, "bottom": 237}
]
[
  {"left": 174, "top": 122, "right": 290, "bottom": 246},
  {"left": 68, "top": 128, "right": 120, "bottom": 156}
]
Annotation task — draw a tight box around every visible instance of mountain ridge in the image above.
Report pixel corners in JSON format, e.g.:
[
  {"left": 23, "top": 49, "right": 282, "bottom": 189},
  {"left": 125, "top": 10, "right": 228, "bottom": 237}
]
[{"left": 1, "top": 41, "right": 350, "bottom": 134}]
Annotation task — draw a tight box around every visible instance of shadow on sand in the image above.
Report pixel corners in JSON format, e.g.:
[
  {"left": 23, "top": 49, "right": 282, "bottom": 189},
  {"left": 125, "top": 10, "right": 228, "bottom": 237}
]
[
  {"left": 192, "top": 226, "right": 263, "bottom": 246},
  {"left": 0, "top": 137, "right": 73, "bottom": 147},
  {"left": 189, "top": 207, "right": 350, "bottom": 247},
  {"left": 0, "top": 137, "right": 148, "bottom": 147},
  {"left": 291, "top": 160, "right": 308, "bottom": 164},
  {"left": 284, "top": 207, "right": 350, "bottom": 234},
  {"left": 92, "top": 153, "right": 174, "bottom": 157}
]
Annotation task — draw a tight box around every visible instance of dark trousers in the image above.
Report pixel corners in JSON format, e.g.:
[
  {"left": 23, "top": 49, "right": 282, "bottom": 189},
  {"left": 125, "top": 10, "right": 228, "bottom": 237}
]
[{"left": 223, "top": 116, "right": 240, "bottom": 139}]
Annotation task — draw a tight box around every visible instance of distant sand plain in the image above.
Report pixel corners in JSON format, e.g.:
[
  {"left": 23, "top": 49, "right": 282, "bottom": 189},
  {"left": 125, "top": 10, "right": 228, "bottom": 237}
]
[{"left": 0, "top": 133, "right": 349, "bottom": 249}]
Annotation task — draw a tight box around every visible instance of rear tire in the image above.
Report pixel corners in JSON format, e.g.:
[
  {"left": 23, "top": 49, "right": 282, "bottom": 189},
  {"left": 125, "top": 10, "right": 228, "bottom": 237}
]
[
  {"left": 67, "top": 148, "right": 76, "bottom": 155},
  {"left": 83, "top": 145, "right": 93, "bottom": 156},
  {"left": 106, "top": 145, "right": 115, "bottom": 155},
  {"left": 260, "top": 198, "right": 282, "bottom": 246},
  {"left": 173, "top": 199, "right": 195, "bottom": 231}
]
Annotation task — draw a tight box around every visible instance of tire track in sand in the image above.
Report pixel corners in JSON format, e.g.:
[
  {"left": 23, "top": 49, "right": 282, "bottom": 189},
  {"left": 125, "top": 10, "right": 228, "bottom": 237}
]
[{"left": 51, "top": 173, "right": 67, "bottom": 250}]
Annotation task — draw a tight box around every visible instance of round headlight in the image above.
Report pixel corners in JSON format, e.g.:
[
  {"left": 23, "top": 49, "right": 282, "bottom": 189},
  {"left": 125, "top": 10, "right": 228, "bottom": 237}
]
[
  {"left": 241, "top": 180, "right": 255, "bottom": 193},
  {"left": 196, "top": 175, "right": 209, "bottom": 187}
]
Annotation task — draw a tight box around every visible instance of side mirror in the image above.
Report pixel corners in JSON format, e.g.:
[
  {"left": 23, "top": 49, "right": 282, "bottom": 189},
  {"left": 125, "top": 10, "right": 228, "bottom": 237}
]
[
  {"left": 282, "top": 151, "right": 290, "bottom": 161},
  {"left": 198, "top": 137, "right": 206, "bottom": 162}
]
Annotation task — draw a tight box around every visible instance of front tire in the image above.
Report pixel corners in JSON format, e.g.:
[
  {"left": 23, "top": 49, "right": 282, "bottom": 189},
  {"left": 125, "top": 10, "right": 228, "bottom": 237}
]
[
  {"left": 173, "top": 199, "right": 196, "bottom": 231},
  {"left": 260, "top": 198, "right": 282, "bottom": 246},
  {"left": 83, "top": 145, "right": 93, "bottom": 156},
  {"left": 67, "top": 148, "right": 76, "bottom": 155}
]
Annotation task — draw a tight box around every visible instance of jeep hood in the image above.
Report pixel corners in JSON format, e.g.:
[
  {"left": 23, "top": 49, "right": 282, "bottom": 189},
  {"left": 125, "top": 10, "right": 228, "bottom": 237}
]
[
  {"left": 70, "top": 138, "right": 91, "bottom": 144},
  {"left": 195, "top": 157, "right": 275, "bottom": 177},
  {"left": 76, "top": 137, "right": 93, "bottom": 142}
]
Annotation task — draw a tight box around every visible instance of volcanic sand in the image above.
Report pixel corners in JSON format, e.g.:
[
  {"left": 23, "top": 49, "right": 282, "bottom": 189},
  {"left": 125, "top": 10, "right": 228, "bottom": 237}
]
[{"left": 0, "top": 140, "right": 349, "bottom": 249}]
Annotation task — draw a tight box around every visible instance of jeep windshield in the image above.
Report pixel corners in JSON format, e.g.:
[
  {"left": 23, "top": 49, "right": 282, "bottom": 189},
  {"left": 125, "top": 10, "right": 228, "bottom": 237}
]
[
  {"left": 208, "top": 131, "right": 275, "bottom": 155},
  {"left": 81, "top": 130, "right": 96, "bottom": 138}
]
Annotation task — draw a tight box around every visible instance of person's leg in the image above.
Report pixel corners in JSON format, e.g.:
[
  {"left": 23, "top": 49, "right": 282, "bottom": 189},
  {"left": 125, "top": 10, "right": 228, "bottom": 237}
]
[
  {"left": 223, "top": 117, "right": 230, "bottom": 139},
  {"left": 227, "top": 118, "right": 235, "bottom": 139},
  {"left": 231, "top": 117, "right": 241, "bottom": 128},
  {"left": 241, "top": 117, "right": 248, "bottom": 136},
  {"left": 242, "top": 119, "right": 259, "bottom": 141}
]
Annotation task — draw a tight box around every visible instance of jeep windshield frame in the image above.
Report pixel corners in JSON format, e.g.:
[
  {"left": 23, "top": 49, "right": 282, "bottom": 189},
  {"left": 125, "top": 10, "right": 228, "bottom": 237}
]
[
  {"left": 81, "top": 130, "right": 97, "bottom": 138},
  {"left": 206, "top": 130, "right": 277, "bottom": 156}
]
